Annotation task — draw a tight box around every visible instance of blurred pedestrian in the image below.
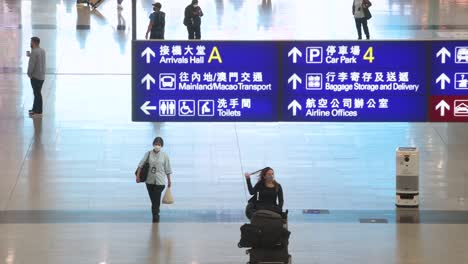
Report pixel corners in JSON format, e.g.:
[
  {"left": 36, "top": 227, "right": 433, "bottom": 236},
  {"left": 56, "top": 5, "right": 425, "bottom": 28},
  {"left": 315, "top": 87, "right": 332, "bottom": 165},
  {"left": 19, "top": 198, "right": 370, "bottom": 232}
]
[
  {"left": 146, "top": 2, "right": 165, "bottom": 39},
  {"left": 184, "top": 0, "right": 203, "bottom": 39},
  {"left": 27, "top": 36, "right": 46, "bottom": 118},
  {"left": 352, "top": 0, "right": 372, "bottom": 40}
]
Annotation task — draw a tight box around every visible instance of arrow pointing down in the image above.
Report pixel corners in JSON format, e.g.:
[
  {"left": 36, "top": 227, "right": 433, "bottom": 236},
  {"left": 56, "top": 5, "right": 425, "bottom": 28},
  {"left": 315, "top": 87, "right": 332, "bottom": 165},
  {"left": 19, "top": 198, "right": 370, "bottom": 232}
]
[
  {"left": 141, "top": 101, "right": 157, "bottom": 115},
  {"left": 436, "top": 73, "right": 450, "bottom": 90},
  {"left": 288, "top": 100, "right": 302, "bottom": 117},
  {"left": 141, "top": 47, "right": 156, "bottom": 64},
  {"left": 288, "top": 74, "right": 302, "bottom": 90},
  {"left": 435, "top": 100, "right": 450, "bottom": 117},
  {"left": 141, "top": 74, "right": 156, "bottom": 90}
]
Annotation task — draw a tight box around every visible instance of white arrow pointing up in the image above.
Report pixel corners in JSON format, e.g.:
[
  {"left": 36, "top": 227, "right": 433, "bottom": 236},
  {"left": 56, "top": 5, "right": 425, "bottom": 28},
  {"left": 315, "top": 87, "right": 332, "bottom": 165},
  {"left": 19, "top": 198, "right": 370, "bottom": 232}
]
[
  {"left": 141, "top": 74, "right": 156, "bottom": 90},
  {"left": 435, "top": 100, "right": 450, "bottom": 117},
  {"left": 288, "top": 47, "right": 302, "bottom": 64},
  {"left": 436, "top": 47, "right": 451, "bottom": 64},
  {"left": 436, "top": 73, "right": 450, "bottom": 90},
  {"left": 141, "top": 101, "right": 157, "bottom": 115},
  {"left": 141, "top": 47, "right": 156, "bottom": 64},
  {"left": 288, "top": 74, "right": 302, "bottom": 90},
  {"left": 288, "top": 100, "right": 302, "bottom": 117}
]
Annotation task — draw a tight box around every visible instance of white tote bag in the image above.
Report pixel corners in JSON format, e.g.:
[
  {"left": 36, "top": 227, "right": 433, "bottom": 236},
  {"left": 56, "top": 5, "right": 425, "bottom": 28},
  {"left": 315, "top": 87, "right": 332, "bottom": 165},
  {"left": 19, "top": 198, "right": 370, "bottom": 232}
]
[{"left": 162, "top": 187, "right": 174, "bottom": 204}]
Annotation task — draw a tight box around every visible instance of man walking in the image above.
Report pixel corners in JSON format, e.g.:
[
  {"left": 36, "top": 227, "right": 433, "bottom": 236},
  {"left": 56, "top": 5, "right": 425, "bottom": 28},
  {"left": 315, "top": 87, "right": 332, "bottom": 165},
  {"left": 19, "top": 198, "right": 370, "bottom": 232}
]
[
  {"left": 145, "top": 2, "right": 165, "bottom": 39},
  {"left": 27, "top": 36, "right": 46, "bottom": 117},
  {"left": 184, "top": 0, "right": 203, "bottom": 39}
]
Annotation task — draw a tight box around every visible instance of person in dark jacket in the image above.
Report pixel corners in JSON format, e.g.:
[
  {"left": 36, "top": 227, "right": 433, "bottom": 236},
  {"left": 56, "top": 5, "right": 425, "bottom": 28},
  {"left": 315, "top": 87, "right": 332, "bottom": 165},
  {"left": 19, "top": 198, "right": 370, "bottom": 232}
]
[
  {"left": 244, "top": 167, "right": 284, "bottom": 219},
  {"left": 146, "top": 2, "right": 165, "bottom": 39},
  {"left": 184, "top": 0, "right": 203, "bottom": 39}
]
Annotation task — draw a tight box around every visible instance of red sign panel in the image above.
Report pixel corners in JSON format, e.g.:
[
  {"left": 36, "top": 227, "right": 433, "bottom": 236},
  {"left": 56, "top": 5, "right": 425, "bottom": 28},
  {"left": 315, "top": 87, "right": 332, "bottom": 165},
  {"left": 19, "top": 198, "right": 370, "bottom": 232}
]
[{"left": 429, "top": 96, "right": 468, "bottom": 122}]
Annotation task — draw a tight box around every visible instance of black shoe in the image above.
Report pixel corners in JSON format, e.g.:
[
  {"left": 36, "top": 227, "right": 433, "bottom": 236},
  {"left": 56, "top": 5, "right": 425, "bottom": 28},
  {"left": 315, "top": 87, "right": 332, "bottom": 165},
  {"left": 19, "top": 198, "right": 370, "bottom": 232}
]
[{"left": 152, "top": 216, "right": 160, "bottom": 223}]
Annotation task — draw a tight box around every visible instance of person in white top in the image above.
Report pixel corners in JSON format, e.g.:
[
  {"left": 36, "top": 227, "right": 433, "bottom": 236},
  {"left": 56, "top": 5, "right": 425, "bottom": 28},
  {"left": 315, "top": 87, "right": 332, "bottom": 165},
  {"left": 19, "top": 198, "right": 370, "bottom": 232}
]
[
  {"left": 352, "top": 0, "right": 372, "bottom": 39},
  {"left": 137, "top": 137, "right": 173, "bottom": 223}
]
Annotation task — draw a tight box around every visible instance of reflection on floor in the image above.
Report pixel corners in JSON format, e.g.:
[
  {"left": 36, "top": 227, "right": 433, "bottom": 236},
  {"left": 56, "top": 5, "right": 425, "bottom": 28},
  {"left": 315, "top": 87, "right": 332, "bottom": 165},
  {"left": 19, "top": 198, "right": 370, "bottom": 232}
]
[{"left": 1, "top": 0, "right": 468, "bottom": 263}]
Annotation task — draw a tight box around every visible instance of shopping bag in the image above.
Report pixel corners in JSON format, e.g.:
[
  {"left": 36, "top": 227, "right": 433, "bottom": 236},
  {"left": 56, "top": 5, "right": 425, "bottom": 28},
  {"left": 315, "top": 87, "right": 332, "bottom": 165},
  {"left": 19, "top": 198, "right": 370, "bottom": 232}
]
[{"left": 162, "top": 187, "right": 174, "bottom": 204}]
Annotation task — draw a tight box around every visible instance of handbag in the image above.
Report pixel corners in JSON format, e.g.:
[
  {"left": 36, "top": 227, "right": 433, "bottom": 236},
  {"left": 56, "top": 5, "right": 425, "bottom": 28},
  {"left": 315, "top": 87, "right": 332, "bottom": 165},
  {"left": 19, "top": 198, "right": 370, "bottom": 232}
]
[
  {"left": 135, "top": 151, "right": 150, "bottom": 183},
  {"left": 162, "top": 187, "right": 174, "bottom": 204},
  {"left": 364, "top": 7, "right": 372, "bottom": 20}
]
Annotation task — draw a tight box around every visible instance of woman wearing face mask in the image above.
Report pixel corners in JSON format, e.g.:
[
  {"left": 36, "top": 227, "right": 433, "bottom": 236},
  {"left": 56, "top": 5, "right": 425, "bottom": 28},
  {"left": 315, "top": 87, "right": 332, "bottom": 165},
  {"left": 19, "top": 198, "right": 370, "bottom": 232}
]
[
  {"left": 244, "top": 167, "right": 284, "bottom": 219},
  {"left": 137, "top": 137, "right": 172, "bottom": 223}
]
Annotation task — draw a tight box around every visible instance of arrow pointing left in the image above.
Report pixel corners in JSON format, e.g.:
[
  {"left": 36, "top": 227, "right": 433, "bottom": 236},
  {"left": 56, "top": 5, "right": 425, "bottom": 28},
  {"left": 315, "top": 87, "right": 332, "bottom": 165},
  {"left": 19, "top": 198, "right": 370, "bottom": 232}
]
[
  {"left": 141, "top": 47, "right": 156, "bottom": 64},
  {"left": 141, "top": 101, "right": 157, "bottom": 115},
  {"left": 141, "top": 74, "right": 156, "bottom": 90}
]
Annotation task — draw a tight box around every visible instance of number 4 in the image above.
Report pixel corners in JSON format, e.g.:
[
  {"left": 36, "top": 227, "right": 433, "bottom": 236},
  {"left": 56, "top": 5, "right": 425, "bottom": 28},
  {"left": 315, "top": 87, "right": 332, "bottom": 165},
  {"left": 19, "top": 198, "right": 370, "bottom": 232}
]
[{"left": 363, "top": 47, "right": 375, "bottom": 63}]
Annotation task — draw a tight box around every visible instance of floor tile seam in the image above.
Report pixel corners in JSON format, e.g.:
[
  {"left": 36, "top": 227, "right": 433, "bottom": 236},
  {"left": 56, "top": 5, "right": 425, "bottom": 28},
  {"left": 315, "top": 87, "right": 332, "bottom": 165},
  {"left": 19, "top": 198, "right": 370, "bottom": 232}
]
[
  {"left": 3, "top": 130, "right": 35, "bottom": 211},
  {"left": 432, "top": 125, "right": 447, "bottom": 146}
]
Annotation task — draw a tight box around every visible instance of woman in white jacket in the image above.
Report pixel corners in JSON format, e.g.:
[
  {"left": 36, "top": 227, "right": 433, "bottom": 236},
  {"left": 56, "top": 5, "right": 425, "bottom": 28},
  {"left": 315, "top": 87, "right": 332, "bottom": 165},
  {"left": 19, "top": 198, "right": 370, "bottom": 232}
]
[{"left": 136, "top": 137, "right": 172, "bottom": 223}]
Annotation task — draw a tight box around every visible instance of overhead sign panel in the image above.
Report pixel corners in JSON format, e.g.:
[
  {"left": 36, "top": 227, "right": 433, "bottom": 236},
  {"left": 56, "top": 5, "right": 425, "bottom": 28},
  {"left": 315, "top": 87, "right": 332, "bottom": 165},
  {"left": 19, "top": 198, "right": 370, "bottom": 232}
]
[
  {"left": 132, "top": 40, "right": 468, "bottom": 122},
  {"left": 281, "top": 42, "right": 427, "bottom": 122},
  {"left": 133, "top": 42, "right": 279, "bottom": 122}
]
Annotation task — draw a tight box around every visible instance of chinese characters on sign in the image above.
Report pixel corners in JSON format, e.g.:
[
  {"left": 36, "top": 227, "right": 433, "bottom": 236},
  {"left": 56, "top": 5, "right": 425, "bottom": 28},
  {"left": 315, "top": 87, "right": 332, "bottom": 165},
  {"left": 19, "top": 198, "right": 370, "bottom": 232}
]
[
  {"left": 133, "top": 41, "right": 468, "bottom": 122},
  {"left": 135, "top": 42, "right": 278, "bottom": 121}
]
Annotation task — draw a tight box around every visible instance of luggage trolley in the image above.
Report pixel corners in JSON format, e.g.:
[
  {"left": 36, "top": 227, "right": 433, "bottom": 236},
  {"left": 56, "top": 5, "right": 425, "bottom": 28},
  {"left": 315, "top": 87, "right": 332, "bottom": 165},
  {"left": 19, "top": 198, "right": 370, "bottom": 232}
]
[{"left": 239, "top": 210, "right": 292, "bottom": 264}]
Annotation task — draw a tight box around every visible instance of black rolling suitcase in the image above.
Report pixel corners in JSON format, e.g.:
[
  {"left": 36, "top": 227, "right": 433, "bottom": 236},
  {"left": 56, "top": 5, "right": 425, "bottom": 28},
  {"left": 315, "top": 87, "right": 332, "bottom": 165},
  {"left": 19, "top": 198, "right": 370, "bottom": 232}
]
[
  {"left": 247, "top": 247, "right": 291, "bottom": 264},
  {"left": 251, "top": 209, "right": 288, "bottom": 231}
]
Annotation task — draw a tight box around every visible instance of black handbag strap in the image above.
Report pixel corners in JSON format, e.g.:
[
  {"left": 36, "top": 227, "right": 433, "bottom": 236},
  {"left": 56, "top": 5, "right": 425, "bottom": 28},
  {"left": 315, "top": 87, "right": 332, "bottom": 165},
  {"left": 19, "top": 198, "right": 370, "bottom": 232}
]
[{"left": 145, "top": 151, "right": 151, "bottom": 164}]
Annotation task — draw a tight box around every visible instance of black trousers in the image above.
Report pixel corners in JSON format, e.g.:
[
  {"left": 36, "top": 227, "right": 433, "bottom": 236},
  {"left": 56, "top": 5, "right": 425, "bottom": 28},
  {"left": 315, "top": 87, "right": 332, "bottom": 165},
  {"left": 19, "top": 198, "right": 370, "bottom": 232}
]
[
  {"left": 355, "top": 18, "right": 370, "bottom": 39},
  {"left": 150, "top": 30, "right": 164, "bottom": 39},
  {"left": 187, "top": 25, "right": 201, "bottom": 39},
  {"left": 146, "top": 184, "right": 165, "bottom": 219},
  {"left": 30, "top": 78, "right": 44, "bottom": 114}
]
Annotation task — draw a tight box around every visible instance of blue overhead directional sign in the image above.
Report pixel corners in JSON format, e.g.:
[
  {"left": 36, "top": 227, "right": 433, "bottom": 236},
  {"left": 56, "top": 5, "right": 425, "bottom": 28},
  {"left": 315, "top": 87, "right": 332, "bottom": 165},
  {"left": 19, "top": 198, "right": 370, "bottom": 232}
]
[
  {"left": 132, "top": 40, "right": 468, "bottom": 122},
  {"left": 133, "top": 41, "right": 279, "bottom": 122},
  {"left": 282, "top": 42, "right": 428, "bottom": 122},
  {"left": 431, "top": 42, "right": 468, "bottom": 95}
]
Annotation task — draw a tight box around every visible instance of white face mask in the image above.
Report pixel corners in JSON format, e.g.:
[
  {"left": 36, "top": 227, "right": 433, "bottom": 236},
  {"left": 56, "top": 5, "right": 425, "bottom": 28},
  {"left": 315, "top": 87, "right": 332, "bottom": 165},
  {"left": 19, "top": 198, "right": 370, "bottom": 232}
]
[
  {"left": 193, "top": 4, "right": 198, "bottom": 7},
  {"left": 154, "top": 146, "right": 162, "bottom": 152}
]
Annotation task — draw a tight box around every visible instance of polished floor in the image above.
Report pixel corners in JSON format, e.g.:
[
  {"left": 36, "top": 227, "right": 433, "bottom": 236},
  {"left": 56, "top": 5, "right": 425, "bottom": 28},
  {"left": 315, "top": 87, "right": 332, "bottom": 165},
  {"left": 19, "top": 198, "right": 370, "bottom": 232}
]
[{"left": 1, "top": 0, "right": 468, "bottom": 263}]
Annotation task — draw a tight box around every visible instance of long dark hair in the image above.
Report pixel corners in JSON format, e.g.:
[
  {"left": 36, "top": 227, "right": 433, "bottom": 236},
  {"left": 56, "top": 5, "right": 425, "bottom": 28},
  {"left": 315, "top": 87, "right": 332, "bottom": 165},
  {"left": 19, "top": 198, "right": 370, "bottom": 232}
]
[{"left": 258, "top": 167, "right": 280, "bottom": 192}]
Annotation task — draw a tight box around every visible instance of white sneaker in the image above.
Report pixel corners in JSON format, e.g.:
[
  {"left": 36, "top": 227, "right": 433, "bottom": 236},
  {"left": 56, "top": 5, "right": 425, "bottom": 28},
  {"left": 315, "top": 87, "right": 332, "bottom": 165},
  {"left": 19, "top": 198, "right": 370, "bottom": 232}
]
[{"left": 117, "top": 4, "right": 123, "bottom": 9}]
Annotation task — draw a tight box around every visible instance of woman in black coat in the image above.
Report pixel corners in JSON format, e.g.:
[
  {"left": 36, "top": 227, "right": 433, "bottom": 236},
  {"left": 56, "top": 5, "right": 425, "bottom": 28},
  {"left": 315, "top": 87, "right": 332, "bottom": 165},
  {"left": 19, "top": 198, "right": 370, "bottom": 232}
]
[{"left": 244, "top": 167, "right": 284, "bottom": 219}]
